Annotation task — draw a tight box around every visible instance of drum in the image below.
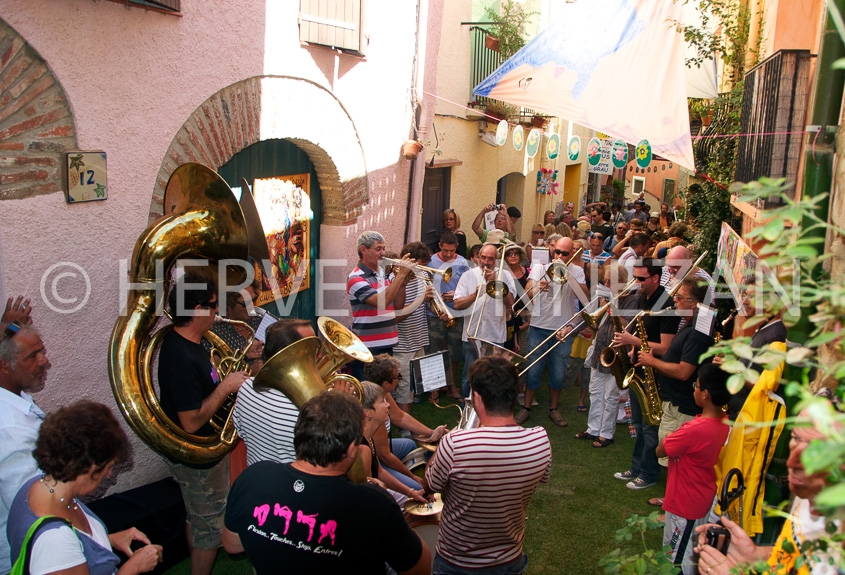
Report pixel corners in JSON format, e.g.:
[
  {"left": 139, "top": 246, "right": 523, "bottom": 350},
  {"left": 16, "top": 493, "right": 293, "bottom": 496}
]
[
  {"left": 411, "top": 519, "right": 440, "bottom": 567},
  {"left": 401, "top": 447, "right": 432, "bottom": 471},
  {"left": 405, "top": 493, "right": 442, "bottom": 567}
]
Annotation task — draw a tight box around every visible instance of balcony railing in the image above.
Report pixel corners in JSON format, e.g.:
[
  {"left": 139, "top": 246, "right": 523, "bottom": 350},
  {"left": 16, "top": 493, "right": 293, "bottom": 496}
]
[
  {"left": 469, "top": 26, "right": 540, "bottom": 122},
  {"left": 735, "top": 50, "right": 812, "bottom": 203}
]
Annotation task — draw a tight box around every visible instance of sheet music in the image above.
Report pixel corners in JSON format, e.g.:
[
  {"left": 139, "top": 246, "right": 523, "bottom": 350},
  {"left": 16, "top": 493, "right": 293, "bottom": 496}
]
[
  {"left": 695, "top": 306, "right": 716, "bottom": 336},
  {"left": 532, "top": 249, "right": 550, "bottom": 266},
  {"left": 254, "top": 310, "right": 277, "bottom": 342},
  {"left": 418, "top": 353, "right": 448, "bottom": 392},
  {"left": 484, "top": 210, "right": 498, "bottom": 231}
]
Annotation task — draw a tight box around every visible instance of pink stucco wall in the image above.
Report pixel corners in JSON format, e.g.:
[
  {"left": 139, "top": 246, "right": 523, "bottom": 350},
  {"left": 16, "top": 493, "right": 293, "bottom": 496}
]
[{"left": 0, "top": 0, "right": 432, "bottom": 492}]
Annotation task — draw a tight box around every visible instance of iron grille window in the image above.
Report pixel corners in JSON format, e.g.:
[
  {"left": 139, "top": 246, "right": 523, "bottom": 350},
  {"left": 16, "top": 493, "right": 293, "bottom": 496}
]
[
  {"left": 106, "top": 0, "right": 180, "bottom": 13},
  {"left": 299, "top": 0, "right": 368, "bottom": 57},
  {"left": 735, "top": 50, "right": 811, "bottom": 203}
]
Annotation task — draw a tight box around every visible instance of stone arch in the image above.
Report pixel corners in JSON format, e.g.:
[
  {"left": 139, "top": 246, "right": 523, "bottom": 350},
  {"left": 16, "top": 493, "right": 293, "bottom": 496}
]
[
  {"left": 150, "top": 76, "right": 368, "bottom": 226},
  {"left": 0, "top": 18, "right": 77, "bottom": 200}
]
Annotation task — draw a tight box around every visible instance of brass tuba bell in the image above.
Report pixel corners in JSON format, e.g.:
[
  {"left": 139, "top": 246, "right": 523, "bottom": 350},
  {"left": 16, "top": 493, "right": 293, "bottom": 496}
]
[{"left": 108, "top": 163, "right": 249, "bottom": 466}]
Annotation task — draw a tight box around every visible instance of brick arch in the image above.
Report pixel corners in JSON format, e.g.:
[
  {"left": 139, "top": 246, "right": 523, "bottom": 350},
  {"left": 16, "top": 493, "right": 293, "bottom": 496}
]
[
  {"left": 150, "top": 76, "right": 368, "bottom": 226},
  {"left": 0, "top": 18, "right": 77, "bottom": 200}
]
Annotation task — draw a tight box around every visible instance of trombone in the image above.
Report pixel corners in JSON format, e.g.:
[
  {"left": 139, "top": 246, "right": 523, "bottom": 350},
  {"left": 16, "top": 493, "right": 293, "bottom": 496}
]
[
  {"left": 382, "top": 257, "right": 452, "bottom": 283},
  {"left": 467, "top": 242, "right": 511, "bottom": 339},
  {"left": 511, "top": 248, "right": 583, "bottom": 316},
  {"left": 581, "top": 278, "right": 638, "bottom": 330}
]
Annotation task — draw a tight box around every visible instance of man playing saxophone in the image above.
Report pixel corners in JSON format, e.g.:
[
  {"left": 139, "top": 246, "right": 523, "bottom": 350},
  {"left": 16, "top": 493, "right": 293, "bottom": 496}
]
[
  {"left": 611, "top": 258, "right": 680, "bottom": 491},
  {"left": 636, "top": 278, "right": 715, "bottom": 470}
]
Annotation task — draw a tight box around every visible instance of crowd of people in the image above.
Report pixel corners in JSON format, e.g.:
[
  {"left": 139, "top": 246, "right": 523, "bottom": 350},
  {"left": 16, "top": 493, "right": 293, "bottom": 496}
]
[{"left": 0, "top": 190, "right": 839, "bottom": 575}]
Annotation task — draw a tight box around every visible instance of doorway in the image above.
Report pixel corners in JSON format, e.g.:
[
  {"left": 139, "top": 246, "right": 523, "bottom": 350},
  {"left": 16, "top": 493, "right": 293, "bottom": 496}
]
[
  {"left": 421, "top": 167, "right": 451, "bottom": 253},
  {"left": 218, "top": 139, "right": 322, "bottom": 322}
]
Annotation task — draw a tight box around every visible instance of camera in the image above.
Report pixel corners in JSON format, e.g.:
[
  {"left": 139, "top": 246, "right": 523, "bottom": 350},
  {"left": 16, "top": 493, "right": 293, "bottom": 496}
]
[{"left": 704, "top": 525, "right": 731, "bottom": 555}]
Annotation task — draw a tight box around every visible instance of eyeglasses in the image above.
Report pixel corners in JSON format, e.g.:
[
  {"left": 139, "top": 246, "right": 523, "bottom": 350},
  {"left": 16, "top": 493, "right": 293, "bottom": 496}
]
[
  {"left": 393, "top": 373, "right": 403, "bottom": 382},
  {"left": 692, "top": 381, "right": 701, "bottom": 390},
  {"left": 673, "top": 294, "right": 697, "bottom": 302},
  {"left": 554, "top": 249, "right": 571, "bottom": 257}
]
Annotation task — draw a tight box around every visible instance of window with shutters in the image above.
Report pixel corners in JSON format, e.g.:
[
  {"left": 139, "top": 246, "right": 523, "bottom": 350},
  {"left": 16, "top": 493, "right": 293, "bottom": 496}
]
[
  {"left": 299, "top": 0, "right": 368, "bottom": 57},
  {"left": 105, "top": 0, "right": 180, "bottom": 14},
  {"left": 663, "top": 178, "right": 675, "bottom": 203}
]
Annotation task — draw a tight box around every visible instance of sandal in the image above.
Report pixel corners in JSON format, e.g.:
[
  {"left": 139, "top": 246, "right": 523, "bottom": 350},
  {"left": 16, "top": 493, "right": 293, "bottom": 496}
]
[
  {"left": 574, "top": 431, "right": 598, "bottom": 440},
  {"left": 577, "top": 405, "right": 588, "bottom": 413},
  {"left": 592, "top": 438, "right": 614, "bottom": 448},
  {"left": 428, "top": 393, "right": 440, "bottom": 404},
  {"left": 648, "top": 497, "right": 664, "bottom": 507}
]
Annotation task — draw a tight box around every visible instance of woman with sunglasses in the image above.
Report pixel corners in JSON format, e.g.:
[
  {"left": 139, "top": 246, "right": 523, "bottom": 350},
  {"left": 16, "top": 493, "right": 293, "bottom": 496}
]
[{"left": 526, "top": 224, "right": 546, "bottom": 266}]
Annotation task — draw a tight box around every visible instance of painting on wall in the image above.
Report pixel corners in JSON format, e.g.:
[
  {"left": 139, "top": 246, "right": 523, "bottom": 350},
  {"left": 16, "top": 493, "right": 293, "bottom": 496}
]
[{"left": 252, "top": 174, "right": 313, "bottom": 306}]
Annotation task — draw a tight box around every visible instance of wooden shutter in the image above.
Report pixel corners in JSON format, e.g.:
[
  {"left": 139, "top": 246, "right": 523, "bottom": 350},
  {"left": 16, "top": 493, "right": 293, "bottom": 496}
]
[{"left": 299, "top": 0, "right": 368, "bottom": 57}]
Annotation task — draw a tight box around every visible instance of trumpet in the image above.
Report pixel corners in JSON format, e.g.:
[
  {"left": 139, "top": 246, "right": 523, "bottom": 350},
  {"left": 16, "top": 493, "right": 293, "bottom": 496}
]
[
  {"left": 424, "top": 276, "right": 456, "bottom": 327},
  {"left": 382, "top": 257, "right": 452, "bottom": 283},
  {"left": 581, "top": 278, "right": 638, "bottom": 330},
  {"left": 512, "top": 248, "right": 583, "bottom": 316}
]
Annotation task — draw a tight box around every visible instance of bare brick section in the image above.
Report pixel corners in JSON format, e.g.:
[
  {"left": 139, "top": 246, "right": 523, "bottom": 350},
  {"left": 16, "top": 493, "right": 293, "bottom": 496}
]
[
  {"left": 0, "top": 19, "right": 77, "bottom": 200},
  {"left": 151, "top": 76, "right": 368, "bottom": 228}
]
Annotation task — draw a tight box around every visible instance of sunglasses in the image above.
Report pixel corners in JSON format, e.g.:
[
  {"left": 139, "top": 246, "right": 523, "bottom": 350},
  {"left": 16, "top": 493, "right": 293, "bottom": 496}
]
[
  {"left": 633, "top": 275, "right": 655, "bottom": 282},
  {"left": 506, "top": 251, "right": 521, "bottom": 257},
  {"left": 3, "top": 322, "right": 21, "bottom": 339},
  {"left": 533, "top": 231, "right": 544, "bottom": 235},
  {"left": 554, "top": 249, "right": 571, "bottom": 257},
  {"left": 204, "top": 300, "right": 219, "bottom": 309}
]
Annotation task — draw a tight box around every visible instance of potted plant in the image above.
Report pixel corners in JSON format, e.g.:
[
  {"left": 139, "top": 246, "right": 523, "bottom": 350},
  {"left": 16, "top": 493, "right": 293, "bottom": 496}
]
[
  {"left": 402, "top": 139, "right": 422, "bottom": 159},
  {"left": 485, "top": 0, "right": 538, "bottom": 59},
  {"left": 485, "top": 34, "right": 501, "bottom": 52}
]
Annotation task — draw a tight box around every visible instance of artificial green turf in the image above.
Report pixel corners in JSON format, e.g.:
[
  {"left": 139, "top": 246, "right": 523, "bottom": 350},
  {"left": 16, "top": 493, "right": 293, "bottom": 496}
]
[{"left": 164, "top": 386, "right": 665, "bottom": 575}]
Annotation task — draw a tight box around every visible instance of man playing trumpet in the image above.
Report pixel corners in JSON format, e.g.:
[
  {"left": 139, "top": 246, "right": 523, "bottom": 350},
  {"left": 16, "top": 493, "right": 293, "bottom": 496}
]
[{"left": 515, "top": 237, "right": 588, "bottom": 427}]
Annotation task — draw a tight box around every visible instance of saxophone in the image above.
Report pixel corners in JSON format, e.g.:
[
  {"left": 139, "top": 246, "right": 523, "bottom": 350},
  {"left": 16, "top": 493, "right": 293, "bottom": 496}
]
[
  {"left": 621, "top": 312, "right": 663, "bottom": 426},
  {"left": 600, "top": 312, "right": 634, "bottom": 390}
]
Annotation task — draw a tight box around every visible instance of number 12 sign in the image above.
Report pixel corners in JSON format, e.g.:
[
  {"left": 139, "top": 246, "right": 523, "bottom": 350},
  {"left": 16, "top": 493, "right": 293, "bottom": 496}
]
[{"left": 64, "top": 151, "right": 107, "bottom": 204}]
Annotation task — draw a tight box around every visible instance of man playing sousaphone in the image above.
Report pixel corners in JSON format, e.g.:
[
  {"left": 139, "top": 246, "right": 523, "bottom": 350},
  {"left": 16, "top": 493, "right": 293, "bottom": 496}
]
[
  {"left": 515, "top": 237, "right": 589, "bottom": 427},
  {"left": 158, "top": 272, "right": 250, "bottom": 575}
]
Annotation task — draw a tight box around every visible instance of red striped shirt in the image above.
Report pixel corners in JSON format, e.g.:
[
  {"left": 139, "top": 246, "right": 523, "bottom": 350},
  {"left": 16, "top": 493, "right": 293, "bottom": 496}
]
[{"left": 425, "top": 426, "right": 551, "bottom": 569}]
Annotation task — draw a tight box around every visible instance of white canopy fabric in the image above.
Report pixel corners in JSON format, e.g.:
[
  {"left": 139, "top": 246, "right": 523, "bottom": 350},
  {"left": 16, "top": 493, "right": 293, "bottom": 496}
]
[{"left": 474, "top": 0, "right": 697, "bottom": 170}]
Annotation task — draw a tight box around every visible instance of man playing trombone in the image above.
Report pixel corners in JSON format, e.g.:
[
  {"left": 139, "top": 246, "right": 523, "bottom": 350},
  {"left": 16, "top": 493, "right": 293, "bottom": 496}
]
[
  {"left": 453, "top": 243, "right": 517, "bottom": 397},
  {"left": 515, "top": 237, "right": 589, "bottom": 427}
]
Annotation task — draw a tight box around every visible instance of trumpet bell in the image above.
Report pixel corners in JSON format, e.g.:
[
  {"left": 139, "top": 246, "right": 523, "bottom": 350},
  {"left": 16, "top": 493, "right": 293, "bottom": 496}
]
[
  {"left": 486, "top": 280, "right": 509, "bottom": 299},
  {"left": 547, "top": 262, "right": 569, "bottom": 283},
  {"left": 441, "top": 267, "right": 452, "bottom": 283}
]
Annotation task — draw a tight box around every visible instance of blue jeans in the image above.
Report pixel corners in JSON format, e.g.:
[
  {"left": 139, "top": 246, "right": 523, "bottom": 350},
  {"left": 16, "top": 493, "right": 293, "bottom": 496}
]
[
  {"left": 460, "top": 340, "right": 479, "bottom": 398},
  {"left": 524, "top": 327, "right": 572, "bottom": 391},
  {"left": 433, "top": 553, "right": 527, "bottom": 575},
  {"left": 629, "top": 391, "right": 660, "bottom": 483},
  {"left": 384, "top": 437, "right": 421, "bottom": 490}
]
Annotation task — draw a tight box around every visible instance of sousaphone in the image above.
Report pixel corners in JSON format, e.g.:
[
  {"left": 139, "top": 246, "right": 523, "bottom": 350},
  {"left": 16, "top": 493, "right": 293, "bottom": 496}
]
[{"left": 108, "top": 163, "right": 249, "bottom": 465}]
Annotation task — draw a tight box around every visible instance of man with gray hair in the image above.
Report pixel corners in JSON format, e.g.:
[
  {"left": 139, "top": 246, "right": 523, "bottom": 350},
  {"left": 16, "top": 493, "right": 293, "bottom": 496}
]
[
  {"left": 0, "top": 320, "right": 51, "bottom": 574},
  {"left": 347, "top": 231, "right": 413, "bottom": 380}
]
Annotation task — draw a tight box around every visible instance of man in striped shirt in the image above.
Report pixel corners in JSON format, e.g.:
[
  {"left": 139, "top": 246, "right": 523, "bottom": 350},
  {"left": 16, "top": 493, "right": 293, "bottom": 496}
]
[
  {"left": 425, "top": 357, "right": 552, "bottom": 574},
  {"left": 347, "top": 231, "right": 412, "bottom": 380}
]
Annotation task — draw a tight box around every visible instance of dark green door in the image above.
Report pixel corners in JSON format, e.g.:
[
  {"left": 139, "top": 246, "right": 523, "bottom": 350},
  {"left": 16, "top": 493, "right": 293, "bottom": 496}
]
[{"left": 218, "top": 139, "right": 321, "bottom": 323}]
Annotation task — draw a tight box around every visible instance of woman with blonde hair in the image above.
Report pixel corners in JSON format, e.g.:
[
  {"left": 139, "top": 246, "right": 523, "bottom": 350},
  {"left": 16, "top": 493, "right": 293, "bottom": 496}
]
[
  {"left": 441, "top": 209, "right": 467, "bottom": 258},
  {"left": 526, "top": 223, "right": 546, "bottom": 266}
]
